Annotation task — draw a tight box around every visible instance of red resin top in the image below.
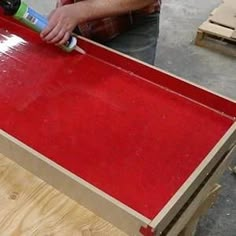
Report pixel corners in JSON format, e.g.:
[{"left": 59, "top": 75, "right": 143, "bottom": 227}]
[{"left": 0, "top": 17, "right": 234, "bottom": 219}]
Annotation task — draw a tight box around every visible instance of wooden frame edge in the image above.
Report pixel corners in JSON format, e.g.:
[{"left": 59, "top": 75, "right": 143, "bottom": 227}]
[
  {"left": 149, "top": 123, "right": 236, "bottom": 233},
  {"left": 0, "top": 129, "right": 151, "bottom": 236},
  {"left": 165, "top": 144, "right": 236, "bottom": 236}
]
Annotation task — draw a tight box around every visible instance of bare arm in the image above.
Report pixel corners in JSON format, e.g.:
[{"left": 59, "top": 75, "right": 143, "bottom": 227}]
[
  {"left": 41, "top": 0, "right": 155, "bottom": 45},
  {"left": 70, "top": 0, "right": 155, "bottom": 22}
]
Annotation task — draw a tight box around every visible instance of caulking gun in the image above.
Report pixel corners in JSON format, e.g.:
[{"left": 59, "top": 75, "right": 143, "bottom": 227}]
[{"left": 0, "top": 0, "right": 85, "bottom": 53}]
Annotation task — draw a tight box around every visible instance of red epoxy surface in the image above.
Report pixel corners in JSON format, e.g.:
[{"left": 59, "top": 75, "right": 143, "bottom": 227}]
[{"left": 0, "top": 17, "right": 234, "bottom": 219}]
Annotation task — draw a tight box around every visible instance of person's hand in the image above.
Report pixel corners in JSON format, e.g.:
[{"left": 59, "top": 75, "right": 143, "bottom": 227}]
[{"left": 40, "top": 5, "right": 79, "bottom": 46}]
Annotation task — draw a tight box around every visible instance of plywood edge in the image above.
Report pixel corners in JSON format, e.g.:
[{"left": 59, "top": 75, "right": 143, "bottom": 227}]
[
  {"left": 232, "top": 30, "right": 236, "bottom": 39},
  {"left": 199, "top": 21, "right": 234, "bottom": 40},
  {"left": 0, "top": 129, "right": 150, "bottom": 236},
  {"left": 166, "top": 145, "right": 236, "bottom": 236},
  {"left": 149, "top": 123, "right": 236, "bottom": 234}
]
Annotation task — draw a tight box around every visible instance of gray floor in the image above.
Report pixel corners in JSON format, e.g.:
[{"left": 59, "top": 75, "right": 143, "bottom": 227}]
[
  {"left": 156, "top": 1, "right": 236, "bottom": 236},
  {"left": 23, "top": 0, "right": 236, "bottom": 235}
]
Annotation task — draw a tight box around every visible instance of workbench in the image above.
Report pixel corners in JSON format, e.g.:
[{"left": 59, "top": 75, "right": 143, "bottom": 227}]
[
  {"left": 0, "top": 152, "right": 233, "bottom": 236},
  {"left": 0, "top": 15, "right": 236, "bottom": 236}
]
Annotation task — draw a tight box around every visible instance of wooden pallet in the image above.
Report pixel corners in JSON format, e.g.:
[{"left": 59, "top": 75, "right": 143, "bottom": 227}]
[{"left": 195, "top": 0, "right": 236, "bottom": 56}]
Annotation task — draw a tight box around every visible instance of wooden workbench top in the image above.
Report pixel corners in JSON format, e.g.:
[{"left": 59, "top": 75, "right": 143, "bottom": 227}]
[{"left": 0, "top": 154, "right": 126, "bottom": 236}]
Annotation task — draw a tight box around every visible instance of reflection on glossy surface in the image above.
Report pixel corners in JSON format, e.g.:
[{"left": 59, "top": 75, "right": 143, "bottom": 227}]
[
  {"left": 0, "top": 32, "right": 26, "bottom": 54},
  {"left": 0, "top": 16, "right": 234, "bottom": 219}
]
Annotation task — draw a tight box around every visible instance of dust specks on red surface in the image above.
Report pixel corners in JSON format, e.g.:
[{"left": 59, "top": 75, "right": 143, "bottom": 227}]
[{"left": 0, "top": 16, "right": 234, "bottom": 219}]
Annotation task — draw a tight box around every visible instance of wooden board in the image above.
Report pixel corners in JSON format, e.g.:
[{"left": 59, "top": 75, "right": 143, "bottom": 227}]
[
  {"left": 165, "top": 144, "right": 236, "bottom": 235},
  {"left": 195, "top": 0, "right": 236, "bottom": 56},
  {"left": 0, "top": 153, "right": 127, "bottom": 236},
  {"left": 223, "top": 0, "right": 236, "bottom": 6},
  {"left": 0, "top": 15, "right": 236, "bottom": 236},
  {"left": 210, "top": 5, "right": 236, "bottom": 29}
]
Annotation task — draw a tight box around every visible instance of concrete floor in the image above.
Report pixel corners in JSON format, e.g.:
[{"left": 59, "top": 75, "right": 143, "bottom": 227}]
[
  {"left": 156, "top": 2, "right": 236, "bottom": 235},
  {"left": 156, "top": 0, "right": 236, "bottom": 100},
  {"left": 24, "top": 0, "right": 236, "bottom": 235}
]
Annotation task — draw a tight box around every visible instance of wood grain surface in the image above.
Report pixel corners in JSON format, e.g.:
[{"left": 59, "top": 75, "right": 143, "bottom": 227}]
[{"left": 0, "top": 154, "right": 127, "bottom": 236}]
